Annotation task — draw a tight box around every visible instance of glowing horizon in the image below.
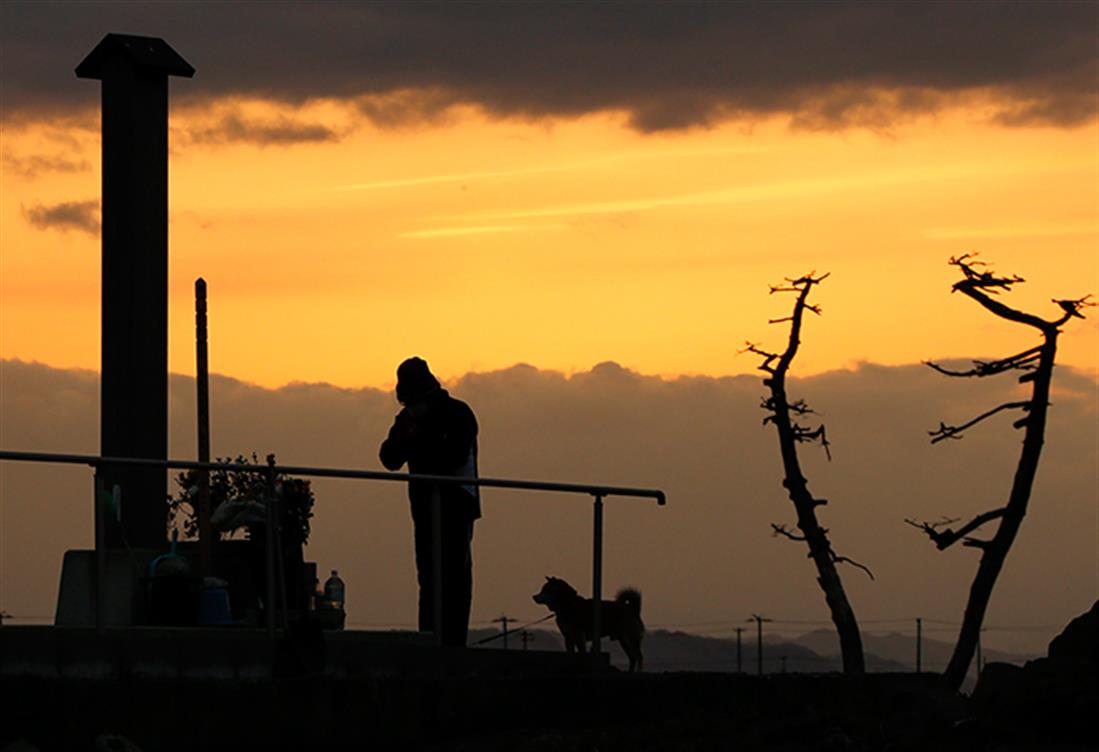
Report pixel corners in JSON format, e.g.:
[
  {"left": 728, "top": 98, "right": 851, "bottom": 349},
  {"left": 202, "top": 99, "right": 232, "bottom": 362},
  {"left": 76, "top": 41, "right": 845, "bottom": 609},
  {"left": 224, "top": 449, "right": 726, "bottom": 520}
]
[{"left": 2, "top": 101, "right": 1096, "bottom": 390}]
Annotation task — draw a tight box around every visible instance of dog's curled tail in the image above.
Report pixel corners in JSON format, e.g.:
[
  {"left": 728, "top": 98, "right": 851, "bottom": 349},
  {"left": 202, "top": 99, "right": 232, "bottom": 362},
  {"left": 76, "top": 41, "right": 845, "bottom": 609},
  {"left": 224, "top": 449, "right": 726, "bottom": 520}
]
[{"left": 615, "top": 587, "right": 643, "bottom": 619}]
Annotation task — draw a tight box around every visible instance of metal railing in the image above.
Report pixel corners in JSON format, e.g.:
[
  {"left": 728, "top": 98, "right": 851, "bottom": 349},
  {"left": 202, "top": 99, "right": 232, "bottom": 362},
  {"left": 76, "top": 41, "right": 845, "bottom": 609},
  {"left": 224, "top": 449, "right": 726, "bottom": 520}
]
[{"left": 0, "top": 449, "right": 665, "bottom": 655}]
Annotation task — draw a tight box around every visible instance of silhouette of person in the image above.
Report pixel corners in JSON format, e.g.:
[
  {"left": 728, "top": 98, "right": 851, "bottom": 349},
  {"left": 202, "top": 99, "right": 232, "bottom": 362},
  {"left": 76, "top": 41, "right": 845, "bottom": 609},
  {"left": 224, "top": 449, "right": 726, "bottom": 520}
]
[{"left": 379, "top": 357, "right": 480, "bottom": 646}]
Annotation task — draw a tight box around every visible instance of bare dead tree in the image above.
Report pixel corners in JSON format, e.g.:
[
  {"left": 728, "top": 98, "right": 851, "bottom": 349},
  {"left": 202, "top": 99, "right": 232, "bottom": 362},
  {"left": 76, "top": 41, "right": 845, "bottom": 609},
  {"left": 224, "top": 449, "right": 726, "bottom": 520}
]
[
  {"left": 907, "top": 254, "right": 1093, "bottom": 692},
  {"left": 744, "top": 272, "right": 870, "bottom": 674}
]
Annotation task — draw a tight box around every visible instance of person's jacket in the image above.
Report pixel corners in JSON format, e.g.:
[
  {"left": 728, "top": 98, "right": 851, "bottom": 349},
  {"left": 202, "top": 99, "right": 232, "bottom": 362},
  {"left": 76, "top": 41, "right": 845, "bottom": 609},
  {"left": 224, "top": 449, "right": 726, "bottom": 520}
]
[{"left": 379, "top": 388, "right": 481, "bottom": 522}]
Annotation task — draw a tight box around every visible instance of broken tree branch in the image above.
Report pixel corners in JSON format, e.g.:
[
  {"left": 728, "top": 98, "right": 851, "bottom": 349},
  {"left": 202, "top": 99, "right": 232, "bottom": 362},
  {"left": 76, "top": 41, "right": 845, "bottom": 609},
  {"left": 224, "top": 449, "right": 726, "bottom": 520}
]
[
  {"left": 950, "top": 253, "right": 1024, "bottom": 294},
  {"left": 1051, "top": 296, "right": 1095, "bottom": 323},
  {"left": 740, "top": 342, "right": 779, "bottom": 373},
  {"left": 792, "top": 423, "right": 832, "bottom": 460},
  {"left": 831, "top": 551, "right": 875, "bottom": 581},
  {"left": 789, "top": 399, "right": 816, "bottom": 416},
  {"left": 771, "top": 523, "right": 807, "bottom": 542},
  {"left": 928, "top": 401, "right": 1030, "bottom": 443},
  {"left": 962, "top": 538, "right": 993, "bottom": 550},
  {"left": 905, "top": 508, "right": 1008, "bottom": 550},
  {"left": 950, "top": 255, "right": 1090, "bottom": 332},
  {"left": 924, "top": 345, "right": 1043, "bottom": 378}
]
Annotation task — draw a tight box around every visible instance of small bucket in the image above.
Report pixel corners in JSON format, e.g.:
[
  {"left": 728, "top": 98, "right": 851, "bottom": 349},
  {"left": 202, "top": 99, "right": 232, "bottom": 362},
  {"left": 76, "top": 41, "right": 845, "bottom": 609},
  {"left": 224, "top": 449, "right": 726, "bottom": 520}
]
[{"left": 199, "top": 587, "right": 234, "bottom": 626}]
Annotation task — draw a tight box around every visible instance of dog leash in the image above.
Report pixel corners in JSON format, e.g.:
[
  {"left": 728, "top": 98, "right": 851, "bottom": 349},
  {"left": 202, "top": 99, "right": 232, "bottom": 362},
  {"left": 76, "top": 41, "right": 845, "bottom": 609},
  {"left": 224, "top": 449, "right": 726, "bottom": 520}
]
[{"left": 473, "top": 613, "right": 555, "bottom": 645}]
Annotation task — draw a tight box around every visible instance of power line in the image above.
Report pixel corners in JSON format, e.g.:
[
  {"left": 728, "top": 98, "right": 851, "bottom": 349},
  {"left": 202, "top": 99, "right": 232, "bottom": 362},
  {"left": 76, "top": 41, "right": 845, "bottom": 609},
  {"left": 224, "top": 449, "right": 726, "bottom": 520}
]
[
  {"left": 667, "top": 618, "right": 1064, "bottom": 633},
  {"left": 652, "top": 620, "right": 750, "bottom": 629}
]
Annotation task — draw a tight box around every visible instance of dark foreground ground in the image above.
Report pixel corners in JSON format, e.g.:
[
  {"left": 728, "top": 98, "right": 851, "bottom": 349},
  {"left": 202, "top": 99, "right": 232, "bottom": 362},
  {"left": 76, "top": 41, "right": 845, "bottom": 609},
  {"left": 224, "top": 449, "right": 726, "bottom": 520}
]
[
  {"left": 2, "top": 669, "right": 1094, "bottom": 752},
  {"left": 7, "top": 599, "right": 1099, "bottom": 752}
]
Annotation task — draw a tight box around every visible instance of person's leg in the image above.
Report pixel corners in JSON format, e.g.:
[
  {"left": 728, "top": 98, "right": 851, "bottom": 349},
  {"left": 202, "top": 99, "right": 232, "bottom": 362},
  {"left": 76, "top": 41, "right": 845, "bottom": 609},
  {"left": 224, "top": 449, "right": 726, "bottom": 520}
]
[
  {"left": 412, "top": 516, "right": 434, "bottom": 633},
  {"left": 453, "top": 520, "right": 473, "bottom": 645},
  {"left": 440, "top": 510, "right": 474, "bottom": 646}
]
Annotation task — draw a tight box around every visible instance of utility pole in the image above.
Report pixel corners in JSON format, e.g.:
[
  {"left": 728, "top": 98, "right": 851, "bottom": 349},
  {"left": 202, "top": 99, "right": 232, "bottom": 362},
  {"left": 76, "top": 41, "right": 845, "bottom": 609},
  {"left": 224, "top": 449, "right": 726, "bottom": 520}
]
[
  {"left": 781, "top": 655, "right": 787, "bottom": 674},
  {"left": 520, "top": 630, "right": 535, "bottom": 651},
  {"left": 916, "top": 617, "right": 922, "bottom": 673},
  {"left": 493, "top": 615, "right": 513, "bottom": 650},
  {"left": 749, "top": 614, "right": 771, "bottom": 676},
  {"left": 735, "top": 627, "right": 744, "bottom": 673}
]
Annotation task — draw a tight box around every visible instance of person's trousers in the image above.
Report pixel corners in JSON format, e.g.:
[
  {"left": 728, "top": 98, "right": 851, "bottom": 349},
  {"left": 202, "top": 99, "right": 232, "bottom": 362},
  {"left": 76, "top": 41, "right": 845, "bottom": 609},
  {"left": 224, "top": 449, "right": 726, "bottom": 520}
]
[{"left": 413, "top": 504, "right": 474, "bottom": 647}]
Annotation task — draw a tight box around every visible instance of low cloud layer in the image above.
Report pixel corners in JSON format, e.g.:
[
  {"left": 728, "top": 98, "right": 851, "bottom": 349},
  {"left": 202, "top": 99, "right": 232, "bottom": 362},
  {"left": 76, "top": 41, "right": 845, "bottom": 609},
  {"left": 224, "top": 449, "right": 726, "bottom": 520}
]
[
  {"left": 21, "top": 199, "right": 100, "bottom": 236},
  {"left": 1, "top": 359, "right": 1095, "bottom": 655},
  {"left": 2, "top": 152, "right": 91, "bottom": 180},
  {"left": 181, "top": 111, "right": 340, "bottom": 148},
  {"left": 1, "top": 2, "right": 1094, "bottom": 131}
]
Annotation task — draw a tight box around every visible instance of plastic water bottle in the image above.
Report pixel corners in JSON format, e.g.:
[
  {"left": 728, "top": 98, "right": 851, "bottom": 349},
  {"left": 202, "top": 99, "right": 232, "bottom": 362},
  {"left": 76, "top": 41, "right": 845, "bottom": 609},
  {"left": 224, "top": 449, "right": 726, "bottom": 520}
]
[{"left": 323, "top": 570, "right": 345, "bottom": 611}]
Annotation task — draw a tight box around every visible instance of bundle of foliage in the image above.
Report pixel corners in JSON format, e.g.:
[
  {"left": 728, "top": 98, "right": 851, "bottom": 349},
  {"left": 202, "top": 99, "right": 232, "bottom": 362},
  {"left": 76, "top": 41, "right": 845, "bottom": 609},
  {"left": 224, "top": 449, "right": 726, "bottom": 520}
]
[{"left": 168, "top": 453, "right": 314, "bottom": 547}]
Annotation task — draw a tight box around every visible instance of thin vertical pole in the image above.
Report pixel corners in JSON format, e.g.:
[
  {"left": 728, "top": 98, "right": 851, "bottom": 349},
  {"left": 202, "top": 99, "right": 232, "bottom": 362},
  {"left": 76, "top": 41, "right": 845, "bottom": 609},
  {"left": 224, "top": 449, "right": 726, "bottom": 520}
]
[
  {"left": 493, "top": 615, "right": 513, "bottom": 649},
  {"left": 757, "top": 617, "right": 763, "bottom": 676},
  {"left": 592, "top": 494, "right": 604, "bottom": 656},
  {"left": 751, "top": 614, "right": 769, "bottom": 676},
  {"left": 735, "top": 627, "right": 743, "bottom": 673},
  {"left": 272, "top": 479, "right": 289, "bottom": 631},
  {"left": 916, "top": 618, "right": 922, "bottom": 673},
  {"left": 195, "top": 278, "right": 212, "bottom": 578},
  {"left": 264, "top": 467, "right": 276, "bottom": 640},
  {"left": 432, "top": 486, "right": 443, "bottom": 647},
  {"left": 94, "top": 472, "right": 105, "bottom": 635}
]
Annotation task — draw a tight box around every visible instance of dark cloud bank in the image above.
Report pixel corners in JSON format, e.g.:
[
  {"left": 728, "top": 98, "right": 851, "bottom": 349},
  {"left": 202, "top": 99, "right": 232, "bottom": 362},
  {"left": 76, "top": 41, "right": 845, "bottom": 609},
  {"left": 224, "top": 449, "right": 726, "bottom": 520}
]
[
  {"left": 1, "top": 2, "right": 1094, "bottom": 131},
  {"left": 181, "top": 111, "right": 340, "bottom": 148},
  {"left": 2, "top": 152, "right": 90, "bottom": 180},
  {"left": 20, "top": 199, "right": 99, "bottom": 235},
  {"left": 2, "top": 359, "right": 1095, "bottom": 656}
]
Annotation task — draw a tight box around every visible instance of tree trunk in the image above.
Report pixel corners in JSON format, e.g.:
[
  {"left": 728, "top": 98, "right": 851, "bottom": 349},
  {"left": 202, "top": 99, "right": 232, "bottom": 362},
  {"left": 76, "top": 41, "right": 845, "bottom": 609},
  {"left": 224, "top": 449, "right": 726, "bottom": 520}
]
[
  {"left": 753, "top": 274, "right": 866, "bottom": 674},
  {"left": 942, "top": 337, "right": 1055, "bottom": 691},
  {"left": 771, "top": 374, "right": 866, "bottom": 674}
]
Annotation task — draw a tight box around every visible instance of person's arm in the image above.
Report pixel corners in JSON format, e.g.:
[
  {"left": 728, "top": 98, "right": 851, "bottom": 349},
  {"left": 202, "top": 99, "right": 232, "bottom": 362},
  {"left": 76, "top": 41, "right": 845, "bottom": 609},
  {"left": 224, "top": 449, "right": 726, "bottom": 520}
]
[{"left": 379, "top": 410, "right": 414, "bottom": 471}]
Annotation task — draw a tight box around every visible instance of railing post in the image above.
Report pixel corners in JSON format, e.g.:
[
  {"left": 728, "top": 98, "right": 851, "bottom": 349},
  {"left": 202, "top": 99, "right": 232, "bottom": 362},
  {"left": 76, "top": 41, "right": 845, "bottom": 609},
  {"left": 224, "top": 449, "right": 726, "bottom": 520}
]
[
  {"left": 93, "top": 471, "right": 105, "bottom": 635},
  {"left": 264, "top": 465, "right": 277, "bottom": 640},
  {"left": 592, "top": 494, "right": 604, "bottom": 656},
  {"left": 431, "top": 485, "right": 444, "bottom": 647},
  {"left": 273, "top": 480, "right": 289, "bottom": 631}
]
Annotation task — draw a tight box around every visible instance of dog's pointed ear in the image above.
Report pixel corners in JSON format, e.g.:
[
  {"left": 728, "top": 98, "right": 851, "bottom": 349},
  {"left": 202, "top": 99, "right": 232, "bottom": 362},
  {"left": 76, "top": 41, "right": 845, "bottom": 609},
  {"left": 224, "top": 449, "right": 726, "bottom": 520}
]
[{"left": 545, "top": 576, "right": 550, "bottom": 581}]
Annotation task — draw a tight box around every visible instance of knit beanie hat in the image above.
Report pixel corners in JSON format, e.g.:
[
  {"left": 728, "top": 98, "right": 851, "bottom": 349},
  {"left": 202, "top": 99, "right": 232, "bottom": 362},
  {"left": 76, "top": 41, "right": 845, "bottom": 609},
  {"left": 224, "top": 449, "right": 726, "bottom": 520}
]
[{"left": 395, "top": 356, "right": 441, "bottom": 404}]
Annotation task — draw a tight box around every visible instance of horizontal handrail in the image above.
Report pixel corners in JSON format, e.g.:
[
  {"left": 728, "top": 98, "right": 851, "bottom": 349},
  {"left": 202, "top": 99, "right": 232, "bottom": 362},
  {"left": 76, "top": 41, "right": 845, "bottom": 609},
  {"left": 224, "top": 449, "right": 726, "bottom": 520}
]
[{"left": 0, "top": 449, "right": 666, "bottom": 504}]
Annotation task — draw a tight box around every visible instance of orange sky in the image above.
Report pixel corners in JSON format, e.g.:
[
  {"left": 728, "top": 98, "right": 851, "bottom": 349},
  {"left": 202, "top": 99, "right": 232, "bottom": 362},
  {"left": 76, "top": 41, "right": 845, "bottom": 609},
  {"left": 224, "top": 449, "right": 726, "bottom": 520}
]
[
  {"left": 0, "top": 8, "right": 1096, "bottom": 661},
  {"left": 2, "top": 99, "right": 1096, "bottom": 388}
]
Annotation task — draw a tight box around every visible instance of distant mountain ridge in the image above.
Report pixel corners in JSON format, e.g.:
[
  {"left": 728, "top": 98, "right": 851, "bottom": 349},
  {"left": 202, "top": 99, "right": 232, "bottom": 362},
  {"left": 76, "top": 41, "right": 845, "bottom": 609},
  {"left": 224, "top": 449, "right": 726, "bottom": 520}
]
[
  {"left": 792, "top": 628, "right": 1036, "bottom": 675},
  {"left": 470, "top": 626, "right": 1036, "bottom": 679}
]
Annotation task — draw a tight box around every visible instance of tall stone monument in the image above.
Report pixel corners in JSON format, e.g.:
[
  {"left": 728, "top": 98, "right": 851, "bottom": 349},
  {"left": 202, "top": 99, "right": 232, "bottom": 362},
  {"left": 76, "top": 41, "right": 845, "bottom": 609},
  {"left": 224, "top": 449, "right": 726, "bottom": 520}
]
[{"left": 76, "top": 34, "right": 194, "bottom": 548}]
